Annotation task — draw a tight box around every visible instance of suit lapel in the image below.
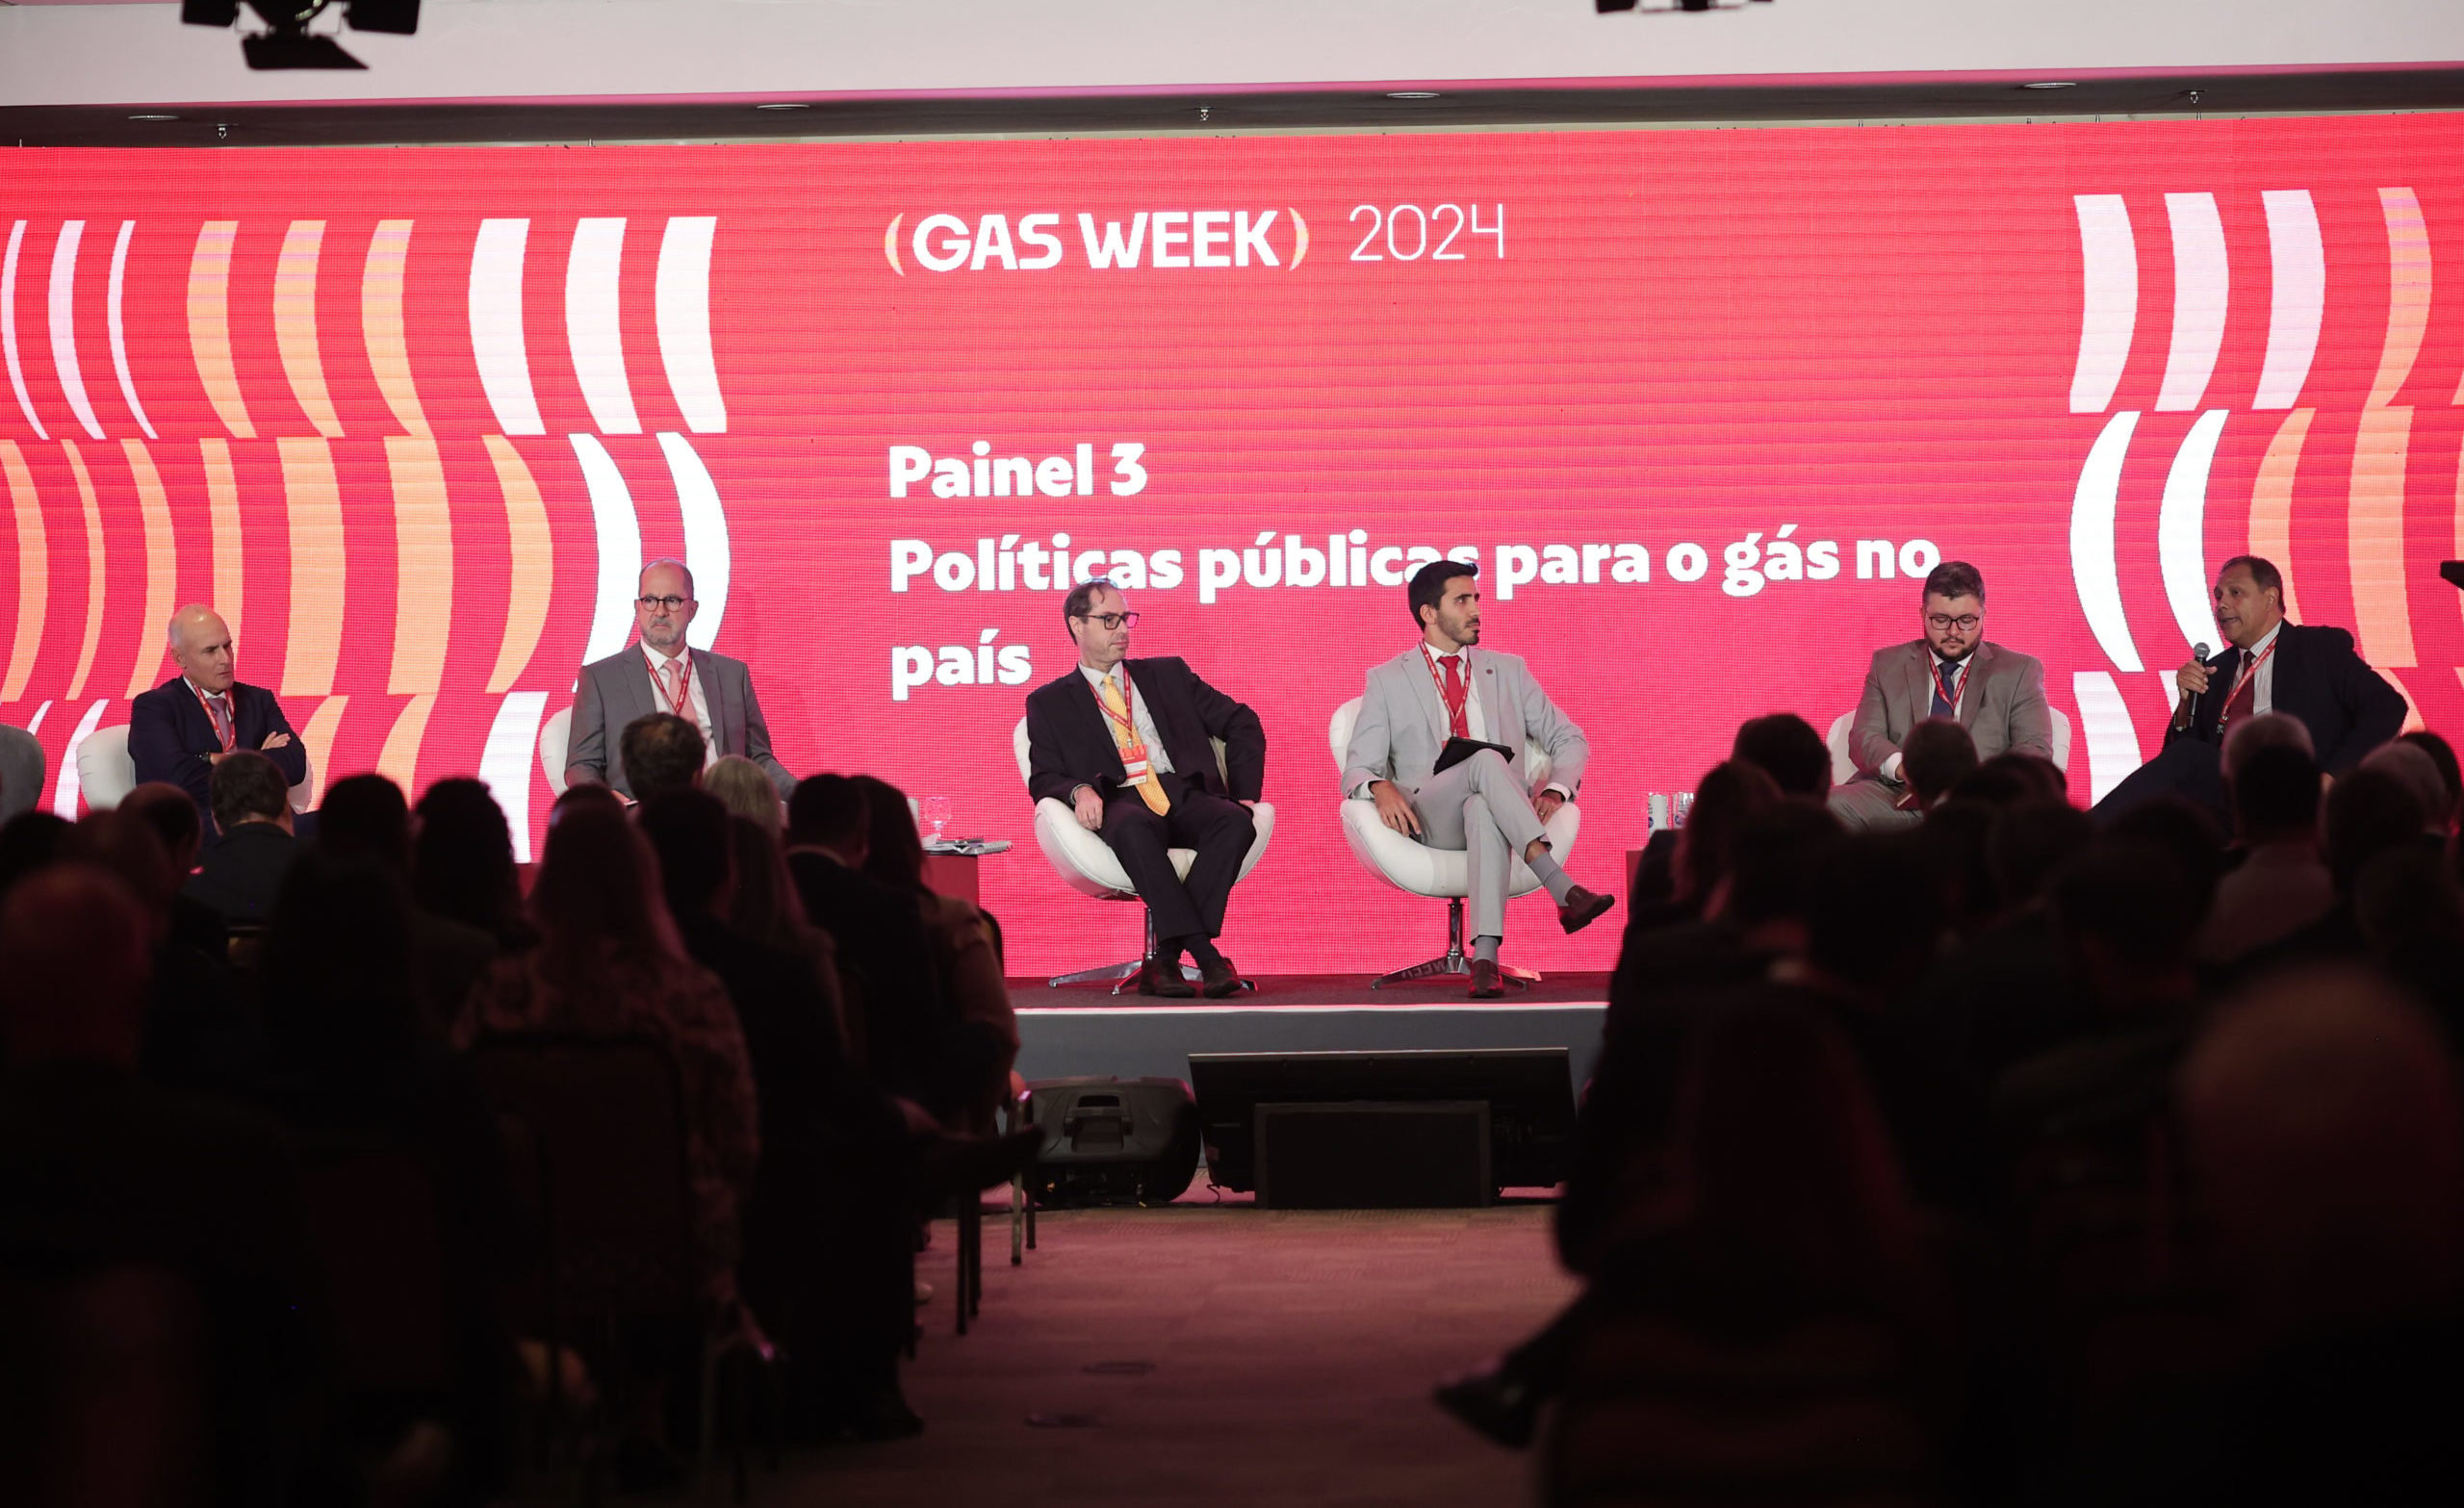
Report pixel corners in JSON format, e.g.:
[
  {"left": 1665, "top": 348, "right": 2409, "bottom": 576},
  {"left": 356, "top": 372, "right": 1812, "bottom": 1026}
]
[
  {"left": 1901, "top": 644, "right": 1932, "bottom": 726},
  {"left": 1957, "top": 645, "right": 1991, "bottom": 730},
  {"left": 705, "top": 654, "right": 734, "bottom": 754},
  {"left": 1405, "top": 647, "right": 1450, "bottom": 743}
]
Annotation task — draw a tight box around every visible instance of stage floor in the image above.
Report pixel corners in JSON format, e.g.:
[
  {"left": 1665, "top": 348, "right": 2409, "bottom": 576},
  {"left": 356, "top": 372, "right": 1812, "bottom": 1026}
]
[{"left": 1009, "top": 971, "right": 1611, "bottom": 1091}]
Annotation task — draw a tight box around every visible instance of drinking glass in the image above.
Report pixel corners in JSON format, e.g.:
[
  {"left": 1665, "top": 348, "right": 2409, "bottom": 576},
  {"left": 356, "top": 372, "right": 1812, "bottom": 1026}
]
[{"left": 920, "top": 795, "right": 953, "bottom": 845}]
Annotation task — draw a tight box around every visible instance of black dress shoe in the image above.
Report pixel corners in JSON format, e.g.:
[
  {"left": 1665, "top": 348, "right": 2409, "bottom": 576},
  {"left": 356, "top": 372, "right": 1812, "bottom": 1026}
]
[
  {"left": 1557, "top": 884, "right": 1615, "bottom": 934},
  {"left": 1198, "top": 955, "right": 1245, "bottom": 998},
  {"left": 1468, "top": 958, "right": 1505, "bottom": 999},
  {"left": 1433, "top": 1363, "right": 1540, "bottom": 1448},
  {"left": 1137, "top": 956, "right": 1195, "bottom": 998}
]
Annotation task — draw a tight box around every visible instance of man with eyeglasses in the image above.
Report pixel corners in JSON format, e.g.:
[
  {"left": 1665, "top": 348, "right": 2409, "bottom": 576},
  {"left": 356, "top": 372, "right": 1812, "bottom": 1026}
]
[
  {"left": 1024, "top": 578, "right": 1265, "bottom": 997},
  {"left": 1830, "top": 560, "right": 2053, "bottom": 831},
  {"left": 565, "top": 558, "right": 796, "bottom": 802}
]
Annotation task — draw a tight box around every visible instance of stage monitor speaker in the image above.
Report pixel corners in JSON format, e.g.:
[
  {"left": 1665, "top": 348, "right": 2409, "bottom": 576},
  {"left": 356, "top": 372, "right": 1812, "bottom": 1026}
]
[
  {"left": 1255, "top": 1101, "right": 1491, "bottom": 1209},
  {"left": 1189, "top": 1048, "right": 1576, "bottom": 1195},
  {"left": 1024, "top": 1076, "right": 1200, "bottom": 1208}
]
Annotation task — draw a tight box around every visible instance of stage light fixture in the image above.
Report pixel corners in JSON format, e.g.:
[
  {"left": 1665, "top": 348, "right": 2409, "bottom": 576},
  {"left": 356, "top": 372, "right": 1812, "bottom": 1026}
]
[
  {"left": 184, "top": 0, "right": 420, "bottom": 71},
  {"left": 1597, "top": 1, "right": 1774, "bottom": 12},
  {"left": 1386, "top": 91, "right": 1443, "bottom": 100}
]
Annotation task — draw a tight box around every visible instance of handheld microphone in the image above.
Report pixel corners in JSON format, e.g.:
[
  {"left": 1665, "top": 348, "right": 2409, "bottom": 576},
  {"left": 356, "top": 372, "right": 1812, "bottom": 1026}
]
[{"left": 2176, "top": 641, "right": 2212, "bottom": 719}]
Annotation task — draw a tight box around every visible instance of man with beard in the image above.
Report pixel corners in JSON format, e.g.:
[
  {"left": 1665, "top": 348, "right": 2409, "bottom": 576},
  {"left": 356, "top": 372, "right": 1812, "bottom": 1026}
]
[{"left": 1831, "top": 560, "right": 2053, "bottom": 831}]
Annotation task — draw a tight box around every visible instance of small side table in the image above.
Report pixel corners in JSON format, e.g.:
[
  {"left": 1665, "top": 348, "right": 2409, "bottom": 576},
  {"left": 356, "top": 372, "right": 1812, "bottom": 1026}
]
[{"left": 922, "top": 840, "right": 1011, "bottom": 907}]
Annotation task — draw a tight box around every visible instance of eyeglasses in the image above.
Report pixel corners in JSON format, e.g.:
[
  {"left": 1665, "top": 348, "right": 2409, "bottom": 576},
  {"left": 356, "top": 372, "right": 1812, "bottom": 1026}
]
[
  {"left": 1073, "top": 612, "right": 1140, "bottom": 630},
  {"left": 1926, "top": 614, "right": 1982, "bottom": 631},
  {"left": 636, "top": 595, "right": 691, "bottom": 613}
]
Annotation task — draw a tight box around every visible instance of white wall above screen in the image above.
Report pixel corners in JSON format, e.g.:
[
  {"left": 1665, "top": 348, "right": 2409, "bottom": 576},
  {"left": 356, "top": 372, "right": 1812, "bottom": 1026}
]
[{"left": 1, "top": 0, "right": 2460, "bottom": 110}]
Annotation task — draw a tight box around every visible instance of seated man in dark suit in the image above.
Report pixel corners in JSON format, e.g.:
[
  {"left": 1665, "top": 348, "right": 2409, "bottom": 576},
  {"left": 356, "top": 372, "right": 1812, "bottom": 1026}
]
[
  {"left": 1024, "top": 577, "right": 1265, "bottom": 997},
  {"left": 2096, "top": 555, "right": 2406, "bottom": 824},
  {"left": 128, "top": 604, "right": 306, "bottom": 835},
  {"left": 181, "top": 752, "right": 298, "bottom": 926}
]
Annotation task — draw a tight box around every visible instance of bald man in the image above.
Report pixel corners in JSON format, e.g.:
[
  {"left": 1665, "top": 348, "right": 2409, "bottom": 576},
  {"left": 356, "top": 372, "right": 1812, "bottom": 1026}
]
[{"left": 128, "top": 605, "right": 305, "bottom": 832}]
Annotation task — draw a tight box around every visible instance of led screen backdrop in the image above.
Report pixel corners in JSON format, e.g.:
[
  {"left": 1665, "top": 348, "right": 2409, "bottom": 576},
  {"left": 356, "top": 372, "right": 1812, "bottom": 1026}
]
[{"left": 4, "top": 115, "right": 2463, "bottom": 974}]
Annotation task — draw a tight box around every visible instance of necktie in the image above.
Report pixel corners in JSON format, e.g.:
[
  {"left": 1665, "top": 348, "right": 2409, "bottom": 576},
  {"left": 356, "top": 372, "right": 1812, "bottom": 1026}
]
[
  {"left": 663, "top": 658, "right": 687, "bottom": 713},
  {"left": 2222, "top": 649, "right": 2258, "bottom": 728},
  {"left": 1098, "top": 672, "right": 1171, "bottom": 815},
  {"left": 1929, "top": 660, "right": 1958, "bottom": 719},
  {"left": 1442, "top": 654, "right": 1470, "bottom": 739},
  {"left": 206, "top": 693, "right": 234, "bottom": 752}
]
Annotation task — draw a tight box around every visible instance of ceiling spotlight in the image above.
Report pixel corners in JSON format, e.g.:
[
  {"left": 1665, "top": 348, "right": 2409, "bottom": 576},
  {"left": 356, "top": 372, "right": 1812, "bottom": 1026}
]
[
  {"left": 182, "top": 0, "right": 419, "bottom": 71},
  {"left": 128, "top": 115, "right": 182, "bottom": 122},
  {"left": 755, "top": 102, "right": 811, "bottom": 111},
  {"left": 1385, "top": 91, "right": 1442, "bottom": 100},
  {"left": 2022, "top": 81, "right": 2080, "bottom": 90},
  {"left": 1597, "top": 1, "right": 1774, "bottom": 12}
]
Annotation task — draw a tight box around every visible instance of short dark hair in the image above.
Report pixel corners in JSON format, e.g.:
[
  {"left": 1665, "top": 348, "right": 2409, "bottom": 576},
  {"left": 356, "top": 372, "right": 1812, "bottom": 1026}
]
[
  {"left": 2232, "top": 742, "right": 2322, "bottom": 842},
  {"left": 1407, "top": 557, "right": 1476, "bottom": 629},
  {"left": 1921, "top": 560, "right": 1986, "bottom": 605},
  {"left": 2056, "top": 838, "right": 2199, "bottom": 969},
  {"left": 120, "top": 784, "right": 201, "bottom": 865},
  {"left": 1725, "top": 799, "right": 1845, "bottom": 926},
  {"left": 1731, "top": 713, "right": 1832, "bottom": 798},
  {"left": 786, "top": 773, "right": 870, "bottom": 851},
  {"left": 1901, "top": 718, "right": 1979, "bottom": 804},
  {"left": 1987, "top": 797, "right": 2094, "bottom": 907},
  {"left": 1063, "top": 577, "right": 1118, "bottom": 638},
  {"left": 2323, "top": 767, "right": 2424, "bottom": 897},
  {"left": 318, "top": 773, "right": 411, "bottom": 872},
  {"left": 209, "top": 749, "right": 290, "bottom": 831},
  {"left": 621, "top": 712, "right": 706, "bottom": 799},
  {"left": 2218, "top": 554, "right": 2285, "bottom": 605},
  {"left": 637, "top": 788, "right": 732, "bottom": 918},
  {"left": 2400, "top": 730, "right": 2461, "bottom": 818}
]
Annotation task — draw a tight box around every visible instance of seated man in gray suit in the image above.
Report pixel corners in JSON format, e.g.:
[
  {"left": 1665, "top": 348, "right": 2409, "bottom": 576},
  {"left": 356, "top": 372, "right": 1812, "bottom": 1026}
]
[
  {"left": 565, "top": 558, "right": 796, "bottom": 801},
  {"left": 1832, "top": 560, "right": 2053, "bottom": 832},
  {"left": 1341, "top": 559, "right": 1614, "bottom": 999}
]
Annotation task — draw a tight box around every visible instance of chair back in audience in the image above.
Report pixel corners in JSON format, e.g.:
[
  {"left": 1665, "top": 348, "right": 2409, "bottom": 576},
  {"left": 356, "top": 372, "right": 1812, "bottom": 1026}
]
[
  {"left": 1545, "top": 1308, "right": 1942, "bottom": 1507},
  {"left": 297, "top": 1139, "right": 456, "bottom": 1397},
  {"left": 468, "top": 1035, "right": 696, "bottom": 1327}
]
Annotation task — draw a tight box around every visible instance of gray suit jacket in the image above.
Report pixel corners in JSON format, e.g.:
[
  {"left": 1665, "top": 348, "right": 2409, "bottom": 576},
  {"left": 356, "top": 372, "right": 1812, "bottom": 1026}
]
[
  {"left": 566, "top": 644, "right": 795, "bottom": 799},
  {"left": 1342, "top": 646, "right": 1589, "bottom": 801},
  {"left": 1846, "top": 640, "right": 2052, "bottom": 779}
]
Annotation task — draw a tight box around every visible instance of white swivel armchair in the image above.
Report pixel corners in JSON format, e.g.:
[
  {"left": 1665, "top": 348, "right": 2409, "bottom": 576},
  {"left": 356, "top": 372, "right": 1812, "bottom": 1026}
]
[
  {"left": 1825, "top": 707, "right": 2073, "bottom": 788},
  {"left": 539, "top": 706, "right": 574, "bottom": 797},
  {"left": 1013, "top": 717, "right": 1275, "bottom": 991},
  {"left": 76, "top": 723, "right": 316, "bottom": 813},
  {"left": 1326, "top": 697, "right": 1582, "bottom": 989}
]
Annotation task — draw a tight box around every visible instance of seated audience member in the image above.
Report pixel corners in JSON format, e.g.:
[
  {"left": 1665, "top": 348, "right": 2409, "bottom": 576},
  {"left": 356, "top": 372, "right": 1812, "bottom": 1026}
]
[
  {"left": 2242, "top": 767, "right": 2427, "bottom": 968},
  {"left": 726, "top": 812, "right": 822, "bottom": 964},
  {"left": 182, "top": 751, "right": 298, "bottom": 926},
  {"left": 412, "top": 778, "right": 534, "bottom": 953},
  {"left": 2084, "top": 968, "right": 2464, "bottom": 1503},
  {"left": 0, "top": 808, "right": 71, "bottom": 906},
  {"left": 255, "top": 852, "right": 523, "bottom": 1497},
  {"left": 71, "top": 809, "right": 255, "bottom": 1092},
  {"left": 1948, "top": 750, "right": 2067, "bottom": 807},
  {"left": 120, "top": 780, "right": 230, "bottom": 958},
  {"left": 1900, "top": 718, "right": 1980, "bottom": 814},
  {"left": 1731, "top": 712, "right": 1834, "bottom": 799},
  {"left": 127, "top": 603, "right": 308, "bottom": 834},
  {"left": 2196, "top": 742, "right": 2331, "bottom": 966},
  {"left": 2360, "top": 740, "right": 2449, "bottom": 851},
  {"left": 1650, "top": 759, "right": 1782, "bottom": 930},
  {"left": 2351, "top": 847, "right": 2464, "bottom": 1052},
  {"left": 318, "top": 774, "right": 498, "bottom": 1040},
  {"left": 620, "top": 711, "right": 707, "bottom": 803},
  {"left": 1992, "top": 839, "right": 2206, "bottom": 1148},
  {"left": 706, "top": 754, "right": 786, "bottom": 834},
  {"left": 452, "top": 805, "right": 758, "bottom": 1309},
  {"left": 2108, "top": 796, "right": 2230, "bottom": 919},
  {"left": 853, "top": 774, "right": 1019, "bottom": 1125},
  {"left": 2400, "top": 728, "right": 2461, "bottom": 836},
  {"left": 551, "top": 781, "right": 627, "bottom": 824},
  {"left": 0, "top": 866, "right": 321, "bottom": 1505}
]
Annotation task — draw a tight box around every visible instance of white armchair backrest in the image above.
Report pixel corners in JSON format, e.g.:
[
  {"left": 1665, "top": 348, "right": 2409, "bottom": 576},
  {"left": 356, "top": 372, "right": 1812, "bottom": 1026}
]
[
  {"left": 1325, "top": 696, "right": 1553, "bottom": 787},
  {"left": 1013, "top": 713, "right": 1229, "bottom": 789}
]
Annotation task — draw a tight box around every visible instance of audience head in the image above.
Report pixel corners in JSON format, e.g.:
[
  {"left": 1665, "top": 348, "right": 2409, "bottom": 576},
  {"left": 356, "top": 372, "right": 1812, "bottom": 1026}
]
[
  {"left": 2399, "top": 729, "right": 2462, "bottom": 832},
  {"left": 1802, "top": 832, "right": 1947, "bottom": 1001},
  {"left": 1921, "top": 798, "right": 2002, "bottom": 932},
  {"left": 1674, "top": 760, "right": 1781, "bottom": 906},
  {"left": 2221, "top": 710, "right": 2314, "bottom": 789},
  {"left": 166, "top": 602, "right": 237, "bottom": 695},
  {"left": 119, "top": 782, "right": 203, "bottom": 877},
  {"left": 210, "top": 749, "right": 292, "bottom": 835},
  {"left": 2107, "top": 796, "right": 2228, "bottom": 920},
  {"left": 1918, "top": 559, "right": 1986, "bottom": 665},
  {"left": 2353, "top": 845, "right": 2464, "bottom": 958},
  {"left": 1987, "top": 798, "right": 2096, "bottom": 911},
  {"left": 2184, "top": 966, "right": 2464, "bottom": 1336},
  {"left": 316, "top": 773, "right": 412, "bottom": 872},
  {"left": 1731, "top": 713, "right": 1832, "bottom": 799},
  {"left": 2231, "top": 742, "right": 2322, "bottom": 846},
  {"left": 634, "top": 557, "right": 698, "bottom": 658},
  {"left": 531, "top": 805, "right": 680, "bottom": 977},
  {"left": 412, "top": 778, "right": 524, "bottom": 941},
  {"left": 1720, "top": 800, "right": 1845, "bottom": 939},
  {"left": 787, "top": 773, "right": 870, "bottom": 860},
  {"left": 1946, "top": 757, "right": 2041, "bottom": 809},
  {"left": 636, "top": 788, "right": 733, "bottom": 922},
  {"left": 2360, "top": 741, "right": 2446, "bottom": 836},
  {"left": 2054, "top": 838, "right": 2202, "bottom": 1010},
  {"left": 0, "top": 809, "right": 72, "bottom": 906},
  {"left": 1900, "top": 718, "right": 1978, "bottom": 807},
  {"left": 551, "top": 781, "right": 627, "bottom": 825},
  {"left": 726, "top": 811, "right": 808, "bottom": 950},
  {"left": 705, "top": 755, "right": 783, "bottom": 833},
  {"left": 2323, "top": 767, "right": 2426, "bottom": 899},
  {"left": 64, "top": 809, "right": 177, "bottom": 939},
  {"left": 0, "top": 865, "right": 153, "bottom": 1067},
  {"left": 2211, "top": 554, "right": 2287, "bottom": 651},
  {"left": 1064, "top": 576, "right": 1138, "bottom": 670},
  {"left": 621, "top": 712, "right": 706, "bottom": 800},
  {"left": 853, "top": 775, "right": 929, "bottom": 894},
  {"left": 261, "top": 851, "right": 418, "bottom": 1071}
]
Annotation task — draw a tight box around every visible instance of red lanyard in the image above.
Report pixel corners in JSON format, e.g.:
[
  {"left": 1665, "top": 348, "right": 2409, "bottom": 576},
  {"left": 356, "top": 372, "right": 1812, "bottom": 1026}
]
[
  {"left": 2220, "top": 640, "right": 2276, "bottom": 712},
  {"left": 651, "top": 651, "right": 694, "bottom": 718},
  {"left": 189, "top": 681, "right": 236, "bottom": 753},
  {"left": 1095, "top": 666, "right": 1149, "bottom": 755},
  {"left": 1422, "top": 647, "right": 1471, "bottom": 735}
]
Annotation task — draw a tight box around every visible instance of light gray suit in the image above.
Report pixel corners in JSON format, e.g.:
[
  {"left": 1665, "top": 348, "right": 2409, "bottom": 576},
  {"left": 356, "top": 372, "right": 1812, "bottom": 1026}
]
[
  {"left": 1830, "top": 639, "right": 2052, "bottom": 831},
  {"left": 566, "top": 644, "right": 795, "bottom": 799},
  {"left": 1342, "top": 646, "right": 1590, "bottom": 940}
]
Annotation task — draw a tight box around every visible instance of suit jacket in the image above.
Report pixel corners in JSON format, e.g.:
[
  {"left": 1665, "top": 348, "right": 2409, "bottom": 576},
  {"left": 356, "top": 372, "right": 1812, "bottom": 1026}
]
[
  {"left": 2163, "top": 623, "right": 2406, "bottom": 775},
  {"left": 1024, "top": 656, "right": 1265, "bottom": 808},
  {"left": 181, "top": 820, "right": 300, "bottom": 926},
  {"left": 566, "top": 644, "right": 793, "bottom": 799},
  {"left": 128, "top": 677, "right": 307, "bottom": 818},
  {"left": 1341, "top": 646, "right": 1588, "bottom": 801},
  {"left": 1847, "top": 640, "right": 2053, "bottom": 779}
]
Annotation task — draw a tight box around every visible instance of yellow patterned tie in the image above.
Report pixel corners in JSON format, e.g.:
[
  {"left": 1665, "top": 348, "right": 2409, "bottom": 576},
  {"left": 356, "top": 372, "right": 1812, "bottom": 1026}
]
[{"left": 1098, "top": 672, "right": 1171, "bottom": 815}]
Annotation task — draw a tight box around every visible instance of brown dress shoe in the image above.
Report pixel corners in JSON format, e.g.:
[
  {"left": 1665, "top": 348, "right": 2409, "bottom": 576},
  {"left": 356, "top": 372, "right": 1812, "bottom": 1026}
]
[
  {"left": 1199, "top": 956, "right": 1246, "bottom": 998},
  {"left": 1137, "top": 957, "right": 1195, "bottom": 998},
  {"left": 1557, "top": 885, "right": 1615, "bottom": 934},
  {"left": 1468, "top": 957, "right": 1505, "bottom": 999}
]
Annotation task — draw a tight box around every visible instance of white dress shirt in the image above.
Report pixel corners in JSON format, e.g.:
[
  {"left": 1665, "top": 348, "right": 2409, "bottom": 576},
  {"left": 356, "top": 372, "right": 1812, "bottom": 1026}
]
[
  {"left": 1883, "top": 650, "right": 1969, "bottom": 783},
  {"left": 2242, "top": 623, "right": 2281, "bottom": 717},
  {"left": 642, "top": 643, "right": 718, "bottom": 768},
  {"left": 1080, "top": 660, "right": 1175, "bottom": 775}
]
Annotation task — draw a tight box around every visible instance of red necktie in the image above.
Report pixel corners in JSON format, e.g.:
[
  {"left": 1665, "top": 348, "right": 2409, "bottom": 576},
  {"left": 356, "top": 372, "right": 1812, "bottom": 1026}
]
[
  {"left": 1442, "top": 654, "right": 1469, "bottom": 739},
  {"left": 206, "top": 694, "right": 234, "bottom": 752},
  {"left": 2221, "top": 650, "right": 2258, "bottom": 729}
]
